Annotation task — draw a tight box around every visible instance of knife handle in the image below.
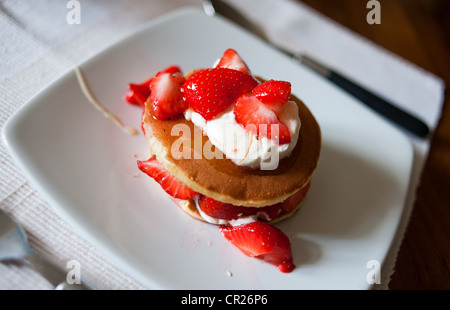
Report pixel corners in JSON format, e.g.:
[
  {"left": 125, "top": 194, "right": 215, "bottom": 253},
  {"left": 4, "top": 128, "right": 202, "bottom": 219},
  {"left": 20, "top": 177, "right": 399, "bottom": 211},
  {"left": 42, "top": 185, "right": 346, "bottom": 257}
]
[
  {"left": 328, "top": 71, "right": 429, "bottom": 137},
  {"left": 299, "top": 55, "right": 430, "bottom": 138}
]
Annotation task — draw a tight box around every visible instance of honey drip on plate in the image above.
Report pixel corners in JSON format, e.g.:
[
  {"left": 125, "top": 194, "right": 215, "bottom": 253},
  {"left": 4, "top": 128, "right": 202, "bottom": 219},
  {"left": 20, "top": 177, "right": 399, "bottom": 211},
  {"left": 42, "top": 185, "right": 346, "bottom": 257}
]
[{"left": 75, "top": 66, "right": 139, "bottom": 136}]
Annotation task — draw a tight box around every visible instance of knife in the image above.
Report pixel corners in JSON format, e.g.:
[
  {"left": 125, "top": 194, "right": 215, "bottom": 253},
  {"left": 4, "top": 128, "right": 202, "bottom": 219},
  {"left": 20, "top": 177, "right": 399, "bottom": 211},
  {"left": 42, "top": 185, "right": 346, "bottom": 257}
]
[{"left": 203, "top": 0, "right": 430, "bottom": 138}]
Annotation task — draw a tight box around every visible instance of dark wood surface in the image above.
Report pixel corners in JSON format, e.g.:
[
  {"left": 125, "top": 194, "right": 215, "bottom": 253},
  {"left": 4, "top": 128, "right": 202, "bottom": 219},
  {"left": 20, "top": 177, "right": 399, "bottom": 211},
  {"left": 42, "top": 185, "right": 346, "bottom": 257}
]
[{"left": 299, "top": 0, "right": 450, "bottom": 289}]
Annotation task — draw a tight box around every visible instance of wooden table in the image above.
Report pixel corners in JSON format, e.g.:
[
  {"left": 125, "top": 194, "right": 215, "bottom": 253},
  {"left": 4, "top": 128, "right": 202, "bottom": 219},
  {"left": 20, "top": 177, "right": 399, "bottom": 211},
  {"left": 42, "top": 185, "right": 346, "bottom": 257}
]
[{"left": 299, "top": 0, "right": 450, "bottom": 289}]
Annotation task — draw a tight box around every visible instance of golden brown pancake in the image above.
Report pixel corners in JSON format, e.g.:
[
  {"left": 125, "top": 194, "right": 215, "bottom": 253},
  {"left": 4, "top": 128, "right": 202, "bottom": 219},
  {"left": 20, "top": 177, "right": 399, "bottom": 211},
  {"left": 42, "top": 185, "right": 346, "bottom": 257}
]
[{"left": 142, "top": 77, "right": 321, "bottom": 208}]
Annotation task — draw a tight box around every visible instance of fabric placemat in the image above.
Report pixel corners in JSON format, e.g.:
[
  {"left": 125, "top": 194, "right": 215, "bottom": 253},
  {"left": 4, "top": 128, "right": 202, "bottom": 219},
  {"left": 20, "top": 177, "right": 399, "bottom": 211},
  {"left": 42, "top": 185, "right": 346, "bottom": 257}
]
[{"left": 0, "top": 0, "right": 444, "bottom": 289}]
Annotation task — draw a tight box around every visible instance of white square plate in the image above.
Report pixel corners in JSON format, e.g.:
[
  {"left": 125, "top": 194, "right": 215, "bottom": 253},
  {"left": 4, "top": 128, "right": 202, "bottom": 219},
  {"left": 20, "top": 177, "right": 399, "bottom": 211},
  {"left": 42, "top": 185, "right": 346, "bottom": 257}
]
[{"left": 2, "top": 7, "right": 413, "bottom": 289}]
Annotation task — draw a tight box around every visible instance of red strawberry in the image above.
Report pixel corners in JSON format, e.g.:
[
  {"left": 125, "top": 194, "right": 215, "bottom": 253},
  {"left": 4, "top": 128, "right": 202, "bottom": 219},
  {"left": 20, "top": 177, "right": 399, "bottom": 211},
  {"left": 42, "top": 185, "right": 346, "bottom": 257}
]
[
  {"left": 198, "top": 196, "right": 254, "bottom": 220},
  {"left": 125, "top": 77, "right": 152, "bottom": 108},
  {"left": 160, "top": 65, "right": 183, "bottom": 75},
  {"left": 137, "top": 158, "right": 197, "bottom": 200},
  {"left": 124, "top": 66, "right": 182, "bottom": 109},
  {"left": 281, "top": 182, "right": 310, "bottom": 214},
  {"left": 183, "top": 68, "right": 258, "bottom": 120},
  {"left": 220, "top": 222, "right": 295, "bottom": 273},
  {"left": 234, "top": 93, "right": 291, "bottom": 144},
  {"left": 149, "top": 68, "right": 187, "bottom": 120},
  {"left": 257, "top": 203, "right": 282, "bottom": 221},
  {"left": 252, "top": 80, "right": 291, "bottom": 113},
  {"left": 197, "top": 195, "right": 281, "bottom": 221},
  {"left": 215, "top": 49, "right": 251, "bottom": 75}
]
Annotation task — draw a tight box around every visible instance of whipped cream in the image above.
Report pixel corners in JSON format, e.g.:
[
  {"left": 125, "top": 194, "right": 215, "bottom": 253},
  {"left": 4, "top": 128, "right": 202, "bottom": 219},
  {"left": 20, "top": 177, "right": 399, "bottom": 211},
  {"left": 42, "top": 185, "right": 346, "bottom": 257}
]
[{"left": 184, "top": 101, "right": 300, "bottom": 170}]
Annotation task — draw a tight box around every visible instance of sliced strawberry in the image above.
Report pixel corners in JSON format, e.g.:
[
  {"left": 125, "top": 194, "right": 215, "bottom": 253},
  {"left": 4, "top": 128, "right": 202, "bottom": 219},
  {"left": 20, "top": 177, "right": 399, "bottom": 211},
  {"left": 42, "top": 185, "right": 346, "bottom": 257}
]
[
  {"left": 215, "top": 49, "right": 251, "bottom": 75},
  {"left": 183, "top": 68, "right": 258, "bottom": 120},
  {"left": 160, "top": 65, "right": 183, "bottom": 75},
  {"left": 234, "top": 93, "right": 291, "bottom": 144},
  {"left": 197, "top": 195, "right": 281, "bottom": 221},
  {"left": 124, "top": 66, "right": 182, "bottom": 109},
  {"left": 257, "top": 203, "right": 282, "bottom": 221},
  {"left": 220, "top": 222, "right": 295, "bottom": 273},
  {"left": 198, "top": 196, "right": 254, "bottom": 220},
  {"left": 252, "top": 80, "right": 291, "bottom": 113},
  {"left": 198, "top": 183, "right": 309, "bottom": 222},
  {"left": 281, "top": 182, "right": 310, "bottom": 214},
  {"left": 137, "top": 158, "right": 197, "bottom": 200},
  {"left": 149, "top": 68, "right": 187, "bottom": 120},
  {"left": 125, "top": 77, "right": 152, "bottom": 108}
]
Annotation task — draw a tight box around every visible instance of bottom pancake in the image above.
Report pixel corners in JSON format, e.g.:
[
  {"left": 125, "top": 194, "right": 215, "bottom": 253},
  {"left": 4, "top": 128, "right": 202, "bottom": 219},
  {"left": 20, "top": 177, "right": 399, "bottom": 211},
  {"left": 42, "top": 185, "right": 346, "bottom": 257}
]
[{"left": 170, "top": 182, "right": 311, "bottom": 225}]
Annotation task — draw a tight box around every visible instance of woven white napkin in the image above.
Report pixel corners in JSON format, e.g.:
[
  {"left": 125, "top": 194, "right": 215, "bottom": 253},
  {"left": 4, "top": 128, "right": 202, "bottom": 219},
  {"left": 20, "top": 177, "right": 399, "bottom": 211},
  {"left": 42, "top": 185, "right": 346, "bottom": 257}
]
[{"left": 0, "top": 0, "right": 445, "bottom": 289}]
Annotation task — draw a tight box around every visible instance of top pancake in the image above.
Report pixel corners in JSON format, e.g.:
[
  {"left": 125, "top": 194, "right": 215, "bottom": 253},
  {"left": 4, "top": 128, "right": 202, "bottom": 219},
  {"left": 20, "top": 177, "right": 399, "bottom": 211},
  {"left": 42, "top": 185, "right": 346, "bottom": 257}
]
[{"left": 142, "top": 78, "right": 321, "bottom": 207}]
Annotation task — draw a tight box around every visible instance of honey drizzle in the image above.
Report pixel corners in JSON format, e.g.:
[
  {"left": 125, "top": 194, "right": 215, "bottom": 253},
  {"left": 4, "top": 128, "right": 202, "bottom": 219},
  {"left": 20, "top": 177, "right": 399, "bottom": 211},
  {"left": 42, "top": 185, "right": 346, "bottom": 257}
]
[{"left": 75, "top": 66, "right": 139, "bottom": 136}]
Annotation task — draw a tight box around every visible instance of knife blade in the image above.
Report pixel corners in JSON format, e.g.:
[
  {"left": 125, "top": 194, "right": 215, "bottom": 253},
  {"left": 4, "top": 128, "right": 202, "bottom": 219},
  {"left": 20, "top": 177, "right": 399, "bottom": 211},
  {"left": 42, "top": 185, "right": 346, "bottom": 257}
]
[{"left": 204, "top": 0, "right": 430, "bottom": 138}]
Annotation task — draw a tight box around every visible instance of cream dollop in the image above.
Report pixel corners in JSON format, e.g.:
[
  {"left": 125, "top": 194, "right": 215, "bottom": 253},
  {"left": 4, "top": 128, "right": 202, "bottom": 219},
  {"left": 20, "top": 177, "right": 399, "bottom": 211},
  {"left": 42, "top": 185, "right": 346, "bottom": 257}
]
[{"left": 184, "top": 100, "right": 300, "bottom": 170}]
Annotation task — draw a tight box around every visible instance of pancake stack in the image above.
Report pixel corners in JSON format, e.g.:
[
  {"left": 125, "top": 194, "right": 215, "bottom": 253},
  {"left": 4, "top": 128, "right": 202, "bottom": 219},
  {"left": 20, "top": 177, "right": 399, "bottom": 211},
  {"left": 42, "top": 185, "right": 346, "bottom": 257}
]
[
  {"left": 126, "top": 49, "right": 321, "bottom": 273},
  {"left": 142, "top": 91, "right": 320, "bottom": 222}
]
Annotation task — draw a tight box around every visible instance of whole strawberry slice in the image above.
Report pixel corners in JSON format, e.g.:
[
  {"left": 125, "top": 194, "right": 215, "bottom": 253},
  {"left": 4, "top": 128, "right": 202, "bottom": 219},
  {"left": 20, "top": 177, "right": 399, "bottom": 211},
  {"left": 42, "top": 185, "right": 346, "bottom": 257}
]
[
  {"left": 183, "top": 68, "right": 258, "bottom": 120},
  {"left": 137, "top": 158, "right": 197, "bottom": 200},
  {"left": 198, "top": 195, "right": 281, "bottom": 221},
  {"left": 149, "top": 67, "right": 187, "bottom": 120},
  {"left": 220, "top": 222, "right": 295, "bottom": 273},
  {"left": 252, "top": 80, "right": 291, "bottom": 113},
  {"left": 234, "top": 93, "right": 291, "bottom": 144},
  {"left": 215, "top": 48, "right": 251, "bottom": 75}
]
